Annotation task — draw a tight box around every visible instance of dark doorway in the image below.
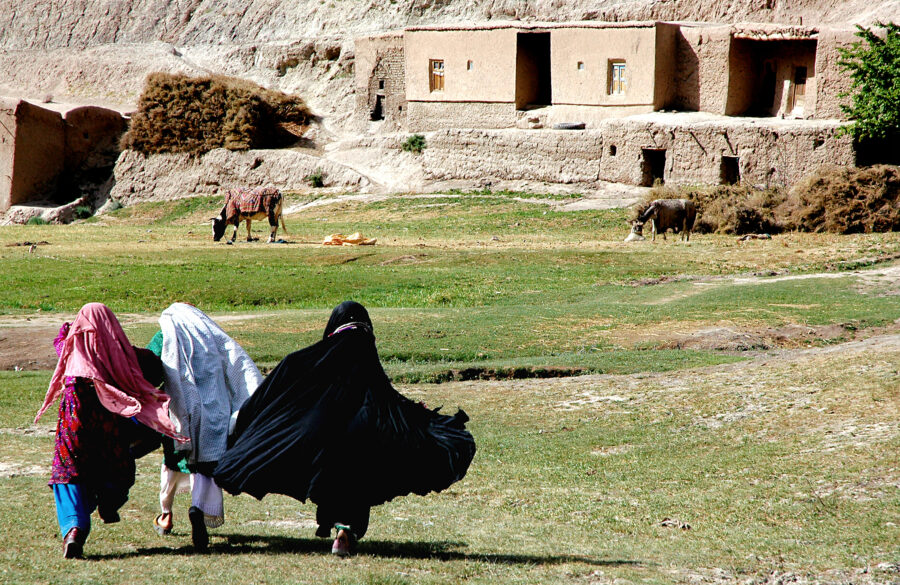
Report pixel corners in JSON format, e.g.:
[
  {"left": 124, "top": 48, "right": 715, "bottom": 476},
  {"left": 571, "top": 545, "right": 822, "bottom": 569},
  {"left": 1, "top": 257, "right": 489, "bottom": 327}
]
[
  {"left": 758, "top": 61, "right": 776, "bottom": 112},
  {"left": 726, "top": 38, "right": 817, "bottom": 117},
  {"left": 515, "top": 32, "right": 552, "bottom": 110},
  {"left": 641, "top": 149, "right": 666, "bottom": 186},
  {"left": 721, "top": 156, "right": 740, "bottom": 184},
  {"left": 370, "top": 95, "right": 384, "bottom": 121}
]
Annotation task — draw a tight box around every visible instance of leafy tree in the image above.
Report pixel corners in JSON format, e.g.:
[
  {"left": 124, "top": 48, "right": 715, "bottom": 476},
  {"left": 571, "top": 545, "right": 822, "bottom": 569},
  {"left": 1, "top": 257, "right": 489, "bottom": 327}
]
[{"left": 838, "top": 22, "right": 900, "bottom": 141}]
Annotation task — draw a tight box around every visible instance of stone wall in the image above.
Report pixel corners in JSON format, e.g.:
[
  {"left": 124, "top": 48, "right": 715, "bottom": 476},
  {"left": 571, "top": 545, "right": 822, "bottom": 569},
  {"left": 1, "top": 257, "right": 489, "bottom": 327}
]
[
  {"left": 421, "top": 114, "right": 854, "bottom": 188},
  {"left": 355, "top": 34, "right": 407, "bottom": 130},
  {"left": 407, "top": 100, "right": 517, "bottom": 131},
  {"left": 108, "top": 148, "right": 370, "bottom": 207}
]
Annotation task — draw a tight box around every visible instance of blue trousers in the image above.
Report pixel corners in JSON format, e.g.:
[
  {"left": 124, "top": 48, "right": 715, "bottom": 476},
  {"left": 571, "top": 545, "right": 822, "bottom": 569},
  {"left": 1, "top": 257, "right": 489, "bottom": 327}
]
[{"left": 53, "top": 484, "right": 92, "bottom": 539}]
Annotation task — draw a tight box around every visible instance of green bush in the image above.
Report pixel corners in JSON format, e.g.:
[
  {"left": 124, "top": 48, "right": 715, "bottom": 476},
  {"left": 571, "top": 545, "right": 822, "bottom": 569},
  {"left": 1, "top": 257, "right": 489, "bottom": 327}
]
[
  {"left": 25, "top": 216, "right": 48, "bottom": 225},
  {"left": 122, "top": 72, "right": 312, "bottom": 155},
  {"left": 401, "top": 134, "right": 426, "bottom": 154},
  {"left": 304, "top": 169, "right": 325, "bottom": 188},
  {"left": 73, "top": 205, "right": 93, "bottom": 220},
  {"left": 838, "top": 22, "right": 900, "bottom": 142}
]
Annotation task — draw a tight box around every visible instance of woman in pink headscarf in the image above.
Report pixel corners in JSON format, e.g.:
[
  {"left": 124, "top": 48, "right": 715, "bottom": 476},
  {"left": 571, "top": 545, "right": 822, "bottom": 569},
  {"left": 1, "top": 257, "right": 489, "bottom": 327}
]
[{"left": 35, "top": 303, "right": 183, "bottom": 559}]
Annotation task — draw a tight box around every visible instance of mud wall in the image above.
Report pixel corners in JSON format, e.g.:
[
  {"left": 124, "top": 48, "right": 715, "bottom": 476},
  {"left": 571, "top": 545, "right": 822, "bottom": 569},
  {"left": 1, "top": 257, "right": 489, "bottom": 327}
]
[
  {"left": 421, "top": 117, "right": 854, "bottom": 188},
  {"left": 674, "top": 25, "right": 733, "bottom": 114},
  {"left": 405, "top": 29, "right": 519, "bottom": 103},
  {"left": 814, "top": 28, "right": 858, "bottom": 120},
  {"left": 108, "top": 148, "right": 370, "bottom": 206},
  {"left": 550, "top": 25, "right": 659, "bottom": 107},
  {"left": 0, "top": 99, "right": 128, "bottom": 213},
  {"left": 2, "top": 100, "right": 65, "bottom": 211},
  {"left": 0, "top": 107, "right": 14, "bottom": 211},
  {"left": 407, "top": 101, "right": 517, "bottom": 131}
]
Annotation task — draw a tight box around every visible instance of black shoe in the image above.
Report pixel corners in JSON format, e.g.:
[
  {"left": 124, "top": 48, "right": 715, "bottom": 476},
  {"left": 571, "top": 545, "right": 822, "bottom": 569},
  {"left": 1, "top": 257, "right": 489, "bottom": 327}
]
[
  {"left": 189, "top": 506, "right": 209, "bottom": 553},
  {"left": 98, "top": 508, "right": 120, "bottom": 524},
  {"left": 63, "top": 527, "right": 85, "bottom": 559}
]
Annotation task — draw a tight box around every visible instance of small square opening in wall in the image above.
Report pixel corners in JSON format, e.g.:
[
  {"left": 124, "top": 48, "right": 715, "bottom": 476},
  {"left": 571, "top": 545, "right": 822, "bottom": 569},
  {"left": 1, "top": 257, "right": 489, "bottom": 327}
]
[
  {"left": 641, "top": 148, "right": 666, "bottom": 186},
  {"left": 721, "top": 156, "right": 740, "bottom": 185},
  {"left": 577, "top": 61, "right": 585, "bottom": 70},
  {"left": 378, "top": 79, "right": 385, "bottom": 90},
  {"left": 609, "top": 145, "right": 617, "bottom": 156},
  {"left": 467, "top": 60, "right": 474, "bottom": 71}
]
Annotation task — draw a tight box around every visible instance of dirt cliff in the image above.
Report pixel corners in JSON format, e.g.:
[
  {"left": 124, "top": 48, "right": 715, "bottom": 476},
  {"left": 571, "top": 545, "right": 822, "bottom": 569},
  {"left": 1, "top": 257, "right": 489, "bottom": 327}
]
[{"left": 1, "top": 0, "right": 897, "bottom": 126}]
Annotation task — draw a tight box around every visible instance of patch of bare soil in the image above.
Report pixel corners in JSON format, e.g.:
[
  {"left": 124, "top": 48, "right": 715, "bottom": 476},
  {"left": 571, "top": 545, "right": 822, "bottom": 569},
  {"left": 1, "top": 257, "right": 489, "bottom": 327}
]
[
  {"left": 658, "top": 323, "right": 862, "bottom": 351},
  {"left": 0, "top": 462, "right": 48, "bottom": 478},
  {"left": 669, "top": 564, "right": 900, "bottom": 585},
  {"left": 0, "top": 325, "right": 63, "bottom": 370}
]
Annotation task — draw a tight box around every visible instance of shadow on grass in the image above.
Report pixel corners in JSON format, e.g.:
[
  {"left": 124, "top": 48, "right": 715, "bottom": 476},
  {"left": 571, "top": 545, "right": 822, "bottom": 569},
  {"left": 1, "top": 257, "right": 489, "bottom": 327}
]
[{"left": 89, "top": 534, "right": 641, "bottom": 567}]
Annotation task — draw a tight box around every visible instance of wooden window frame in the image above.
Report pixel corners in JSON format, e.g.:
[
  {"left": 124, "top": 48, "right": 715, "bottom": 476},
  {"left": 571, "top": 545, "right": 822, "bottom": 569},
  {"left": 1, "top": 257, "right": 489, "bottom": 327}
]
[
  {"left": 609, "top": 60, "right": 627, "bottom": 96},
  {"left": 429, "top": 59, "right": 444, "bottom": 92}
]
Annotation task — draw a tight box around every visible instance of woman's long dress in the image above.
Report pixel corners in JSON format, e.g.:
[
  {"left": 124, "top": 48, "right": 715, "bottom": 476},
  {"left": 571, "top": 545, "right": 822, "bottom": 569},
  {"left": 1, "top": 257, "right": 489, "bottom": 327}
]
[{"left": 214, "top": 326, "right": 475, "bottom": 518}]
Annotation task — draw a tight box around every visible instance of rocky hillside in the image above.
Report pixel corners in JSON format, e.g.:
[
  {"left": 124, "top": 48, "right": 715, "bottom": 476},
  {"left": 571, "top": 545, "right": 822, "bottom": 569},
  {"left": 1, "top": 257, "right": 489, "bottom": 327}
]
[
  {"left": 1, "top": 0, "right": 897, "bottom": 133},
  {"left": 1, "top": 0, "right": 897, "bottom": 50}
]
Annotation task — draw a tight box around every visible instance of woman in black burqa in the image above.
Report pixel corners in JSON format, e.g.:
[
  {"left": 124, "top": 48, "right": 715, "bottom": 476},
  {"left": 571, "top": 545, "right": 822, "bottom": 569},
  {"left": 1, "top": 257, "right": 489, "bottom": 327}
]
[{"left": 214, "top": 301, "right": 475, "bottom": 555}]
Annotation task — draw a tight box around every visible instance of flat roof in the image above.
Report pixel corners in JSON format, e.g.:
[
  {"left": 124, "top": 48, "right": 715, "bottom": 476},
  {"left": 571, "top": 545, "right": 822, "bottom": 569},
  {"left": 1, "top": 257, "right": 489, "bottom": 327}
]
[
  {"left": 732, "top": 23, "right": 819, "bottom": 40},
  {"left": 393, "top": 20, "right": 848, "bottom": 37},
  {"left": 405, "top": 20, "right": 662, "bottom": 32}
]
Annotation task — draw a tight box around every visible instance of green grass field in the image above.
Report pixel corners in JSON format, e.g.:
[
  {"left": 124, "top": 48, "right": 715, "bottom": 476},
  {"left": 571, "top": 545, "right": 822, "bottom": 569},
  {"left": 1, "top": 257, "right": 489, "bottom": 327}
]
[{"left": 0, "top": 193, "right": 898, "bottom": 584}]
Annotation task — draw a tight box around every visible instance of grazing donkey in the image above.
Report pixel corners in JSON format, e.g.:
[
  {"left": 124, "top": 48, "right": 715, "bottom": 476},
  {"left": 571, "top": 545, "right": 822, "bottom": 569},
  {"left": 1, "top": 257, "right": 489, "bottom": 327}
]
[
  {"left": 630, "top": 199, "right": 697, "bottom": 242},
  {"left": 212, "top": 186, "right": 287, "bottom": 243}
]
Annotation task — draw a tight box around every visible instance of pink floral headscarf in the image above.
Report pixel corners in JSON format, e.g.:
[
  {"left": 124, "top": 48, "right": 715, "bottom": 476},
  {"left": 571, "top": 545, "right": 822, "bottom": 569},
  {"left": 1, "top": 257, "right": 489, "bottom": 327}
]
[{"left": 35, "top": 302, "right": 183, "bottom": 439}]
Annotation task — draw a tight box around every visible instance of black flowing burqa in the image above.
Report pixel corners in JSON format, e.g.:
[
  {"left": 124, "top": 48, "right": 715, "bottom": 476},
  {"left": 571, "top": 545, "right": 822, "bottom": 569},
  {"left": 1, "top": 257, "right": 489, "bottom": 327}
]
[{"left": 214, "top": 301, "right": 476, "bottom": 538}]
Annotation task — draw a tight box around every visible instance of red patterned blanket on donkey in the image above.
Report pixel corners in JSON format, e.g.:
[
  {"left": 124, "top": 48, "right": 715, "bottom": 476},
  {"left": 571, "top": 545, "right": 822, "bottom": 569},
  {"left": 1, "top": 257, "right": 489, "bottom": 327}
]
[{"left": 225, "top": 187, "right": 282, "bottom": 217}]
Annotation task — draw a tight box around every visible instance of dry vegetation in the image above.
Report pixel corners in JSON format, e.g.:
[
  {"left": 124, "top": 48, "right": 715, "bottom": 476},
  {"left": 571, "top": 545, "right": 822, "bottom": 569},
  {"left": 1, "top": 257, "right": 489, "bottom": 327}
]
[
  {"left": 636, "top": 165, "right": 900, "bottom": 235},
  {"left": 121, "top": 72, "right": 312, "bottom": 155}
]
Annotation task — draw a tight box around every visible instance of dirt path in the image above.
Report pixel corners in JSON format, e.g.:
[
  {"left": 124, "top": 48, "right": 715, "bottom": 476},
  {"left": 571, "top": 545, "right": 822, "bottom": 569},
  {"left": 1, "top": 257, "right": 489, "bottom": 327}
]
[
  {"left": 0, "top": 311, "right": 288, "bottom": 371},
  {"left": 283, "top": 183, "right": 648, "bottom": 214}
]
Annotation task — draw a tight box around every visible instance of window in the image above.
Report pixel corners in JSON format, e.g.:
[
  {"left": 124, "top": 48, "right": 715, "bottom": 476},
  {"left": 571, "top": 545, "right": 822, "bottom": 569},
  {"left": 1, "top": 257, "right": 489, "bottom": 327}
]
[
  {"left": 378, "top": 79, "right": 385, "bottom": 90},
  {"left": 609, "top": 60, "right": 626, "bottom": 95},
  {"left": 577, "top": 61, "right": 584, "bottom": 70},
  {"left": 429, "top": 59, "right": 444, "bottom": 92},
  {"left": 467, "top": 60, "right": 474, "bottom": 71}
]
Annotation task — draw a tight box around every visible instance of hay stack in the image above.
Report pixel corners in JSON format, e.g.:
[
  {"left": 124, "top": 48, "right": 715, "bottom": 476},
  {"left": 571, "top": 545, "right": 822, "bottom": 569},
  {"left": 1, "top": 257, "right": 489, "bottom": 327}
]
[
  {"left": 122, "top": 73, "right": 311, "bottom": 155},
  {"left": 635, "top": 165, "right": 900, "bottom": 235}
]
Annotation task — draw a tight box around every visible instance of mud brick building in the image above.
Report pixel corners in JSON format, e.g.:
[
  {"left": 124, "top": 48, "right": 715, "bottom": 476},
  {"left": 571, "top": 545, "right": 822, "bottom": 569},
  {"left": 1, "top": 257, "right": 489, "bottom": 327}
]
[{"left": 356, "top": 21, "right": 860, "bottom": 188}]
